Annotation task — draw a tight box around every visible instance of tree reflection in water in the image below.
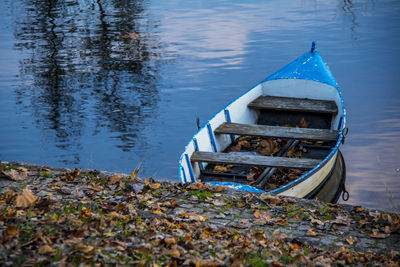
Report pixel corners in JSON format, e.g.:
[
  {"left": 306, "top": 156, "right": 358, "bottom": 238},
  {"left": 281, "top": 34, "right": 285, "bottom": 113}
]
[{"left": 13, "top": 0, "right": 162, "bottom": 164}]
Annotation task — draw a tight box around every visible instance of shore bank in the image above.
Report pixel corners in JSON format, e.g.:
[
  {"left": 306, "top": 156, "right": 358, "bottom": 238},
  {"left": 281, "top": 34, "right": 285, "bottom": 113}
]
[{"left": 1, "top": 161, "right": 399, "bottom": 266}]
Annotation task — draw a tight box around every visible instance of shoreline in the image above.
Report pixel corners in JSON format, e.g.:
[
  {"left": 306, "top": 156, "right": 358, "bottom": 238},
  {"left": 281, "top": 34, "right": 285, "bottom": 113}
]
[{"left": 1, "top": 161, "right": 399, "bottom": 266}]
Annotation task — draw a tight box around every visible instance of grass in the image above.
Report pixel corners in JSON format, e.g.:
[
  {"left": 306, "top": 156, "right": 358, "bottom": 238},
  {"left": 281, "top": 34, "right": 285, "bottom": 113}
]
[
  {"left": 39, "top": 171, "right": 51, "bottom": 178},
  {"left": 187, "top": 190, "right": 213, "bottom": 201},
  {"left": 319, "top": 203, "right": 335, "bottom": 221}
]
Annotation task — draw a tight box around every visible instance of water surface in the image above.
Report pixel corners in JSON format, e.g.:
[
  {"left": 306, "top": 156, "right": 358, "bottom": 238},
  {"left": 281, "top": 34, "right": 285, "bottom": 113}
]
[{"left": 0, "top": 0, "right": 399, "bottom": 212}]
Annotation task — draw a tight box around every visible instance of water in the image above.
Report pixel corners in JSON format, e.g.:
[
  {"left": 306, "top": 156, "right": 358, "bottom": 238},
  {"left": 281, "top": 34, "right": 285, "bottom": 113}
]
[{"left": 0, "top": 0, "right": 399, "bottom": 212}]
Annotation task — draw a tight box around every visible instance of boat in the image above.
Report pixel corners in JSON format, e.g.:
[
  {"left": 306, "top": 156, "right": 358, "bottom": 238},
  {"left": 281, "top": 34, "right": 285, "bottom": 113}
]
[{"left": 178, "top": 42, "right": 347, "bottom": 199}]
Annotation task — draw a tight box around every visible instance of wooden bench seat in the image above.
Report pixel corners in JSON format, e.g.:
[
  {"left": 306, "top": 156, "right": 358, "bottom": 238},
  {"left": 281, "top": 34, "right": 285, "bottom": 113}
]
[
  {"left": 214, "top": 122, "right": 338, "bottom": 141},
  {"left": 248, "top": 96, "right": 338, "bottom": 114},
  {"left": 191, "top": 151, "right": 320, "bottom": 169}
]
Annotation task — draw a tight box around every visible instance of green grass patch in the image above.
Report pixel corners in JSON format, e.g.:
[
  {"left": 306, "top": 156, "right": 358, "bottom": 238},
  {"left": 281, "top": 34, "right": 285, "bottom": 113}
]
[
  {"left": 39, "top": 171, "right": 51, "bottom": 178},
  {"left": 187, "top": 190, "right": 213, "bottom": 201},
  {"left": 319, "top": 203, "right": 335, "bottom": 221}
]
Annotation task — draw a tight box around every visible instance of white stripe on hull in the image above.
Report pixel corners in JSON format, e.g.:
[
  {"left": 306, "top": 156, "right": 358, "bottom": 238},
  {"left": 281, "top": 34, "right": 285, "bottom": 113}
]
[{"left": 277, "top": 151, "right": 338, "bottom": 198}]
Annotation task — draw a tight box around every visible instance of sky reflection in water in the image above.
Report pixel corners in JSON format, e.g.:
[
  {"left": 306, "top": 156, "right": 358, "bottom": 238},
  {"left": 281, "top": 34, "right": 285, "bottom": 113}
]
[{"left": 0, "top": 0, "right": 399, "bottom": 212}]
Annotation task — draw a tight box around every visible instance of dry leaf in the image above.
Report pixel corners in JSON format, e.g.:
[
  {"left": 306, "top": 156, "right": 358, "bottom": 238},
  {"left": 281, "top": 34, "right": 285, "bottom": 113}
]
[
  {"left": 237, "top": 202, "right": 246, "bottom": 208},
  {"left": 109, "top": 174, "right": 123, "bottom": 185},
  {"left": 345, "top": 236, "right": 356, "bottom": 245},
  {"left": 229, "top": 143, "right": 242, "bottom": 152},
  {"left": 76, "top": 244, "right": 94, "bottom": 253},
  {"left": 257, "top": 139, "right": 279, "bottom": 156},
  {"left": 290, "top": 242, "right": 302, "bottom": 251},
  {"left": 299, "top": 117, "right": 310, "bottom": 128},
  {"left": 238, "top": 140, "right": 251, "bottom": 148},
  {"left": 16, "top": 187, "right": 38, "bottom": 208},
  {"left": 187, "top": 213, "right": 208, "bottom": 222},
  {"left": 231, "top": 253, "right": 243, "bottom": 267},
  {"left": 213, "top": 185, "right": 227, "bottom": 192},
  {"left": 169, "top": 248, "right": 180, "bottom": 258},
  {"left": 212, "top": 199, "right": 225, "bottom": 207},
  {"left": 236, "top": 219, "right": 250, "bottom": 229},
  {"left": 38, "top": 245, "right": 56, "bottom": 254},
  {"left": 254, "top": 210, "right": 261, "bottom": 218},
  {"left": 3, "top": 225, "right": 19, "bottom": 242},
  {"left": 164, "top": 237, "right": 176, "bottom": 245},
  {"left": 152, "top": 209, "right": 163, "bottom": 215},
  {"left": 180, "top": 210, "right": 186, "bottom": 217},
  {"left": 213, "top": 165, "right": 229, "bottom": 173},
  {"left": 310, "top": 217, "right": 324, "bottom": 225},
  {"left": 370, "top": 230, "right": 389, "bottom": 239},
  {"left": 150, "top": 183, "right": 161, "bottom": 190},
  {"left": 306, "top": 228, "right": 318, "bottom": 237},
  {"left": 2, "top": 167, "right": 28, "bottom": 181},
  {"left": 130, "top": 169, "right": 139, "bottom": 179}
]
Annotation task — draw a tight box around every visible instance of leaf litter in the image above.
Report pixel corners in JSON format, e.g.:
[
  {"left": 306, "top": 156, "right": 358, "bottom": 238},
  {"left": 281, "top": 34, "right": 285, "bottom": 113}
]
[{"left": 0, "top": 162, "right": 399, "bottom": 266}]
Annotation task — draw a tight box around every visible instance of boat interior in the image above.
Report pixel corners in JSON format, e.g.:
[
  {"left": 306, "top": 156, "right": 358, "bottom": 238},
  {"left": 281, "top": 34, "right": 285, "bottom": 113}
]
[{"left": 189, "top": 80, "right": 343, "bottom": 192}]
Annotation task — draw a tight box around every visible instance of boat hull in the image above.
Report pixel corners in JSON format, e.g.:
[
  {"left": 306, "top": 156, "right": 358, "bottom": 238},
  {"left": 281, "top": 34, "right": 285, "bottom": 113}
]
[{"left": 178, "top": 47, "right": 346, "bottom": 199}]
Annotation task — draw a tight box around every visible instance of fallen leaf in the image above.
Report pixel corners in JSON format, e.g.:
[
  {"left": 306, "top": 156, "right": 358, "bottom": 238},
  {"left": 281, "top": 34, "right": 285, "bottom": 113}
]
[
  {"left": 246, "top": 167, "right": 262, "bottom": 181},
  {"left": 213, "top": 165, "right": 229, "bottom": 173},
  {"left": 73, "top": 229, "right": 85, "bottom": 238},
  {"left": 254, "top": 210, "right": 261, "bottom": 218},
  {"left": 187, "top": 213, "right": 208, "bottom": 222},
  {"left": 238, "top": 140, "right": 251, "bottom": 148},
  {"left": 290, "top": 242, "right": 302, "bottom": 251},
  {"left": 306, "top": 228, "right": 318, "bottom": 237},
  {"left": 212, "top": 199, "right": 225, "bottom": 207},
  {"left": 109, "top": 174, "right": 123, "bottom": 185},
  {"left": 213, "top": 185, "right": 227, "bottom": 192},
  {"left": 229, "top": 143, "right": 242, "bottom": 152},
  {"left": 130, "top": 169, "right": 139, "bottom": 179},
  {"left": 237, "top": 202, "right": 246, "bottom": 208},
  {"left": 257, "top": 139, "right": 279, "bottom": 156},
  {"left": 231, "top": 253, "right": 243, "bottom": 267},
  {"left": 345, "top": 236, "right": 356, "bottom": 245},
  {"left": 38, "top": 245, "right": 56, "bottom": 254},
  {"left": 150, "top": 183, "right": 161, "bottom": 190},
  {"left": 2, "top": 225, "right": 19, "bottom": 242},
  {"left": 164, "top": 237, "right": 176, "bottom": 245},
  {"left": 76, "top": 244, "right": 94, "bottom": 253},
  {"left": 354, "top": 206, "right": 366, "bottom": 212},
  {"left": 310, "top": 217, "right": 324, "bottom": 225},
  {"left": 152, "top": 209, "right": 163, "bottom": 215},
  {"left": 276, "top": 219, "right": 288, "bottom": 225},
  {"left": 370, "top": 230, "right": 389, "bottom": 239},
  {"left": 16, "top": 187, "right": 38, "bottom": 208},
  {"left": 236, "top": 219, "right": 250, "bottom": 229},
  {"left": 169, "top": 248, "right": 180, "bottom": 258},
  {"left": 299, "top": 117, "right": 310, "bottom": 128},
  {"left": 2, "top": 167, "right": 28, "bottom": 181}
]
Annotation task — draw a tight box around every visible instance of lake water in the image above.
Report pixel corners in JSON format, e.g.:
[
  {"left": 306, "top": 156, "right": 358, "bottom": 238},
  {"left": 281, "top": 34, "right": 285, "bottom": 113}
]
[{"left": 0, "top": 0, "right": 399, "bottom": 212}]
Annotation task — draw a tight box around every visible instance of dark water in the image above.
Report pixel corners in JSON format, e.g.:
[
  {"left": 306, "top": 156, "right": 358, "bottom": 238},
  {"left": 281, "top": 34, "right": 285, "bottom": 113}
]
[{"left": 0, "top": 0, "right": 399, "bottom": 212}]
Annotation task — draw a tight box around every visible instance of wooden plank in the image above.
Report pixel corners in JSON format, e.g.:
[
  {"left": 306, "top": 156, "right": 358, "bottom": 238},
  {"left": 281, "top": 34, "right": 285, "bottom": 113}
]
[
  {"left": 214, "top": 122, "right": 338, "bottom": 141},
  {"left": 248, "top": 96, "right": 338, "bottom": 114},
  {"left": 191, "top": 151, "right": 320, "bottom": 169}
]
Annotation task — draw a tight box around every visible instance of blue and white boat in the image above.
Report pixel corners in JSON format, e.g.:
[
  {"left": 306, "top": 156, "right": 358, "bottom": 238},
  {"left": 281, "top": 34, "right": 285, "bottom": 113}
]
[{"left": 178, "top": 42, "right": 347, "bottom": 198}]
